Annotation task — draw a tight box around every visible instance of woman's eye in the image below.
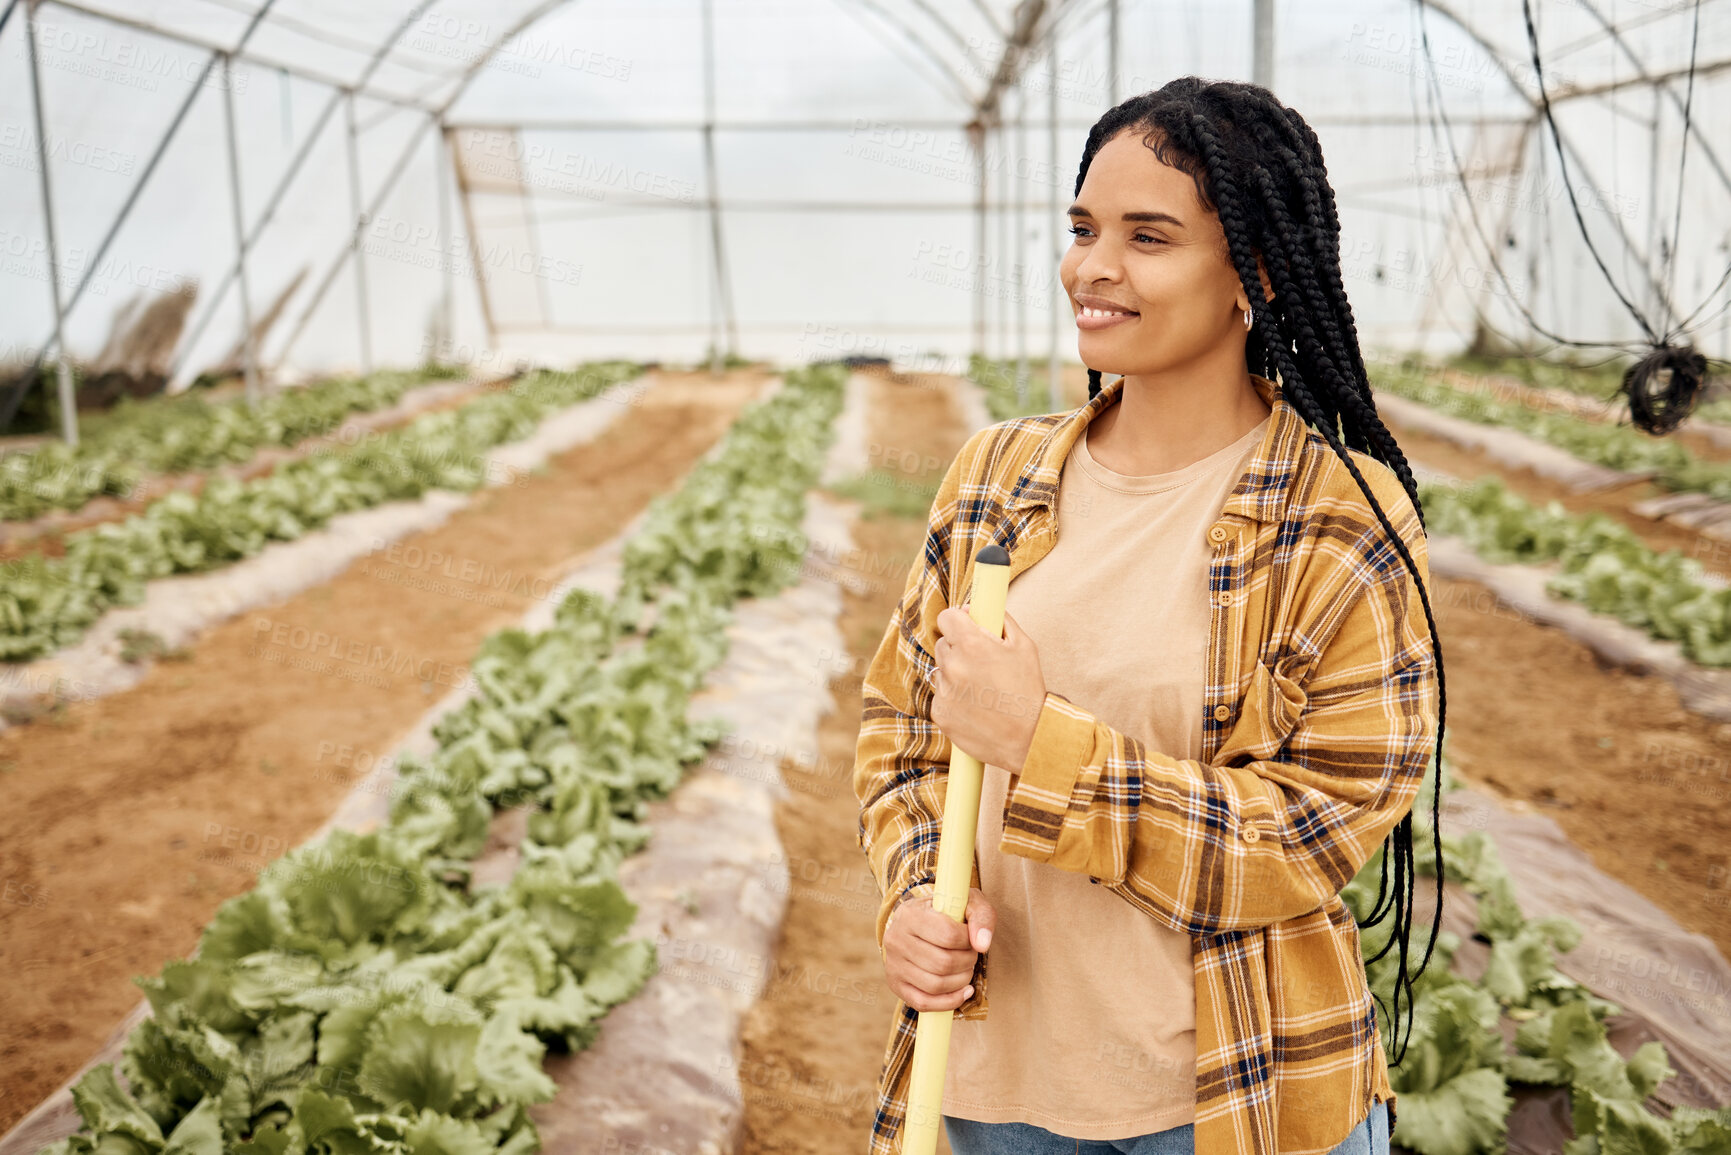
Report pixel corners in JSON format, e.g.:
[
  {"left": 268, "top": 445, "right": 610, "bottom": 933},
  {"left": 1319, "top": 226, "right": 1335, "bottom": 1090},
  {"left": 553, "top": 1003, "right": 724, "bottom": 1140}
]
[
  {"left": 1066, "top": 225, "right": 1091, "bottom": 238},
  {"left": 1135, "top": 234, "right": 1167, "bottom": 245}
]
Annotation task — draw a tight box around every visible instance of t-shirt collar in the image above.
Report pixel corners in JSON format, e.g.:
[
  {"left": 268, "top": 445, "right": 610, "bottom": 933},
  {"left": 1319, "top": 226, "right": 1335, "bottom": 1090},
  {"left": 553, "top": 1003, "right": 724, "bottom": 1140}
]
[{"left": 1004, "top": 371, "right": 1305, "bottom": 527}]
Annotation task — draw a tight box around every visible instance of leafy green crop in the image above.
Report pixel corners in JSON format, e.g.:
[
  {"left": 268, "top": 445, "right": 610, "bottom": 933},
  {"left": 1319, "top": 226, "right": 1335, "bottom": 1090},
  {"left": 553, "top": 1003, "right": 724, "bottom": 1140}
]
[
  {"left": 1417, "top": 474, "right": 1731, "bottom": 666},
  {"left": 0, "top": 363, "right": 642, "bottom": 662},
  {"left": 1345, "top": 762, "right": 1731, "bottom": 1154},
  {"left": 1370, "top": 365, "right": 1731, "bottom": 502},
  {"left": 38, "top": 361, "right": 848, "bottom": 1154},
  {"left": 1426, "top": 352, "right": 1731, "bottom": 429},
  {"left": 969, "top": 354, "right": 1066, "bottom": 420},
  {"left": 0, "top": 365, "right": 468, "bottom": 523}
]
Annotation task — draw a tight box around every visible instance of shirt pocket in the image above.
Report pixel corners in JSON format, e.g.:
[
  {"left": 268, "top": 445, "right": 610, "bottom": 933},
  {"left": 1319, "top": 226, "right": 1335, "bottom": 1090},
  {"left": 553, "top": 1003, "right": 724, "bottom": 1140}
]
[{"left": 1223, "top": 654, "right": 1309, "bottom": 766}]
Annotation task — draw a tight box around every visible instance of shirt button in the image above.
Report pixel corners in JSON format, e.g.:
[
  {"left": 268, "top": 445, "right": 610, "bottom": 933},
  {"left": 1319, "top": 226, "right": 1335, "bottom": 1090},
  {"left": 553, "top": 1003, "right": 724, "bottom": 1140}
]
[
  {"left": 1213, "top": 704, "right": 1231, "bottom": 721},
  {"left": 1217, "top": 591, "right": 1234, "bottom": 607},
  {"left": 1208, "top": 525, "right": 1229, "bottom": 543},
  {"left": 1243, "top": 827, "right": 1262, "bottom": 843}
]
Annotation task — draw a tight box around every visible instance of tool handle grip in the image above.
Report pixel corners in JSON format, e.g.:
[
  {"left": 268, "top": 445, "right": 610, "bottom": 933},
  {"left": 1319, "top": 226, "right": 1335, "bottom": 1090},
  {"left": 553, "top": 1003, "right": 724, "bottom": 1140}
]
[{"left": 901, "top": 544, "right": 1011, "bottom": 1155}]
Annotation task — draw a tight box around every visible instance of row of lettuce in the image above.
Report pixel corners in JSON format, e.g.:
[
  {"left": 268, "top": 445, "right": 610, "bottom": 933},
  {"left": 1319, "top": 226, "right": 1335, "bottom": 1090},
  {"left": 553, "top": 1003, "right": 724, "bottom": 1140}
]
[
  {"left": 1418, "top": 475, "right": 1731, "bottom": 667},
  {"left": 40, "top": 361, "right": 848, "bottom": 1155},
  {"left": 0, "top": 365, "right": 471, "bottom": 522},
  {"left": 1378, "top": 362, "right": 1730, "bottom": 1147},
  {"left": 1369, "top": 361, "right": 1731, "bottom": 503},
  {"left": 1434, "top": 353, "right": 1731, "bottom": 429},
  {"left": 1358, "top": 360, "right": 1731, "bottom": 667},
  {"left": 961, "top": 354, "right": 1731, "bottom": 668},
  {"left": 962, "top": 352, "right": 1731, "bottom": 1143},
  {"left": 0, "top": 362, "right": 640, "bottom": 663},
  {"left": 1347, "top": 760, "right": 1731, "bottom": 1154},
  {"left": 1356, "top": 360, "right": 1731, "bottom": 668}
]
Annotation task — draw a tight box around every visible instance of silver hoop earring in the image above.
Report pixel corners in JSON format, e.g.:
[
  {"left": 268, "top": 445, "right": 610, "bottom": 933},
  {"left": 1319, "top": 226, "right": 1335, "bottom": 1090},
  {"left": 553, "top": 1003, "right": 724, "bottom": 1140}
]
[{"left": 1243, "top": 307, "right": 1254, "bottom": 331}]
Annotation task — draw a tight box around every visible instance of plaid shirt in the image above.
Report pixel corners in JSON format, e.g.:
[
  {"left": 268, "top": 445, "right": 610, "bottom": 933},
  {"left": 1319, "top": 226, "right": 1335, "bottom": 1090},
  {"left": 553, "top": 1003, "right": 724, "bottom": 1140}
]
[{"left": 853, "top": 373, "right": 1438, "bottom": 1155}]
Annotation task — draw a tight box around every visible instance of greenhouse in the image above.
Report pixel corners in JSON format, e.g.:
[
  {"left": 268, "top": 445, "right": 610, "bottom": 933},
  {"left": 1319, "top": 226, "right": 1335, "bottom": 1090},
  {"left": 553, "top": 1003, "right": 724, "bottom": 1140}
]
[{"left": 1, "top": 1, "right": 1730, "bottom": 1153}]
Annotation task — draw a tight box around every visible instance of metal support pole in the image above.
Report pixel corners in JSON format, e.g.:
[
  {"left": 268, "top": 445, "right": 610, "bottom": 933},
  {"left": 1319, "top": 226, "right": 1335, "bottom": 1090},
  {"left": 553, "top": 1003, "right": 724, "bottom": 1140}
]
[
  {"left": 699, "top": 0, "right": 737, "bottom": 373},
  {"left": 995, "top": 120, "right": 1008, "bottom": 366},
  {"left": 970, "top": 121, "right": 987, "bottom": 360},
  {"left": 25, "top": 0, "right": 77, "bottom": 444},
  {"left": 345, "top": 90, "right": 374, "bottom": 374},
  {"left": 169, "top": 0, "right": 426, "bottom": 384},
  {"left": 169, "top": 88, "right": 344, "bottom": 381},
  {"left": 23, "top": 50, "right": 217, "bottom": 376},
  {"left": 270, "top": 0, "right": 568, "bottom": 372},
  {"left": 1645, "top": 88, "right": 1662, "bottom": 325},
  {"left": 1108, "top": 0, "right": 1120, "bottom": 104},
  {"left": 519, "top": 148, "right": 554, "bottom": 329},
  {"left": 435, "top": 118, "right": 454, "bottom": 359},
  {"left": 1014, "top": 83, "right": 1028, "bottom": 407},
  {"left": 1253, "top": 0, "right": 1274, "bottom": 90},
  {"left": 1046, "top": 36, "right": 1062, "bottom": 411},
  {"left": 448, "top": 127, "right": 498, "bottom": 348},
  {"left": 222, "top": 54, "right": 262, "bottom": 406}
]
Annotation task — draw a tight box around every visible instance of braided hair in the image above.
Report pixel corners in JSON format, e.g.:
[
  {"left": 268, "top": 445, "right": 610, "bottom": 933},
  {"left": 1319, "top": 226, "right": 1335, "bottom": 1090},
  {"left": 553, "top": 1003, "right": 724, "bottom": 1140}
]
[{"left": 1072, "top": 77, "right": 1447, "bottom": 1066}]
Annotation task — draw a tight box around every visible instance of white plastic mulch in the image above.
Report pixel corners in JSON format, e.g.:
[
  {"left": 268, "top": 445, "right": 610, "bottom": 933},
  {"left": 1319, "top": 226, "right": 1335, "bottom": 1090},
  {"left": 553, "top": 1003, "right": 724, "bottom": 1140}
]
[
  {"left": 0, "top": 369, "right": 887, "bottom": 1155},
  {"left": 1410, "top": 458, "right": 1731, "bottom": 723},
  {"left": 1373, "top": 390, "right": 1655, "bottom": 493}
]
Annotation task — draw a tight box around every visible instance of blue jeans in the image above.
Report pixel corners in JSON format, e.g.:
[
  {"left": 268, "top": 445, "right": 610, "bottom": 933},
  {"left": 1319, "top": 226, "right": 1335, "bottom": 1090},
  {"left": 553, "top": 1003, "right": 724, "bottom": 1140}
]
[{"left": 943, "top": 1099, "right": 1389, "bottom": 1155}]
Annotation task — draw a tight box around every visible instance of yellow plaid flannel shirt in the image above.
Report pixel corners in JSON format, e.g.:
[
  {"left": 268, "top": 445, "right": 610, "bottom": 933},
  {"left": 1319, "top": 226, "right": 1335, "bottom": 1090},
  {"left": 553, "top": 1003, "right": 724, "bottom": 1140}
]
[{"left": 853, "top": 372, "right": 1438, "bottom": 1154}]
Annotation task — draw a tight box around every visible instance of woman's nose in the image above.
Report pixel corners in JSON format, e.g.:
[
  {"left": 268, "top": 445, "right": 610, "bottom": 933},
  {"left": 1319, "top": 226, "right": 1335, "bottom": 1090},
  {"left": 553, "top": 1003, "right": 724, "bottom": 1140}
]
[{"left": 1072, "top": 238, "right": 1121, "bottom": 285}]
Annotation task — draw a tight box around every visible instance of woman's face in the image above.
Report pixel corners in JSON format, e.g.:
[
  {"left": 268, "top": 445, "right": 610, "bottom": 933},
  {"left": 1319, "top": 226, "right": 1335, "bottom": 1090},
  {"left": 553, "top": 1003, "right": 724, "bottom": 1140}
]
[{"left": 1059, "top": 127, "right": 1256, "bottom": 379}]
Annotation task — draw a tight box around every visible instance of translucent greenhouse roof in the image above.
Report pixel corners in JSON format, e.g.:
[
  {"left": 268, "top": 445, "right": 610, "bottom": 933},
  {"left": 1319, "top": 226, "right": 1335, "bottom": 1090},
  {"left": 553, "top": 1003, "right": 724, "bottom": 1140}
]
[{"left": 1, "top": 0, "right": 1728, "bottom": 385}]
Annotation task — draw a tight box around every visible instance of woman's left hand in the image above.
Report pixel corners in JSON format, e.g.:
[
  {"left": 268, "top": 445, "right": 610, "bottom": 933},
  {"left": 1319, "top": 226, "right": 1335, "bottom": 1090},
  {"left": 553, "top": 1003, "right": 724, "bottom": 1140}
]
[{"left": 929, "top": 603, "right": 1047, "bottom": 774}]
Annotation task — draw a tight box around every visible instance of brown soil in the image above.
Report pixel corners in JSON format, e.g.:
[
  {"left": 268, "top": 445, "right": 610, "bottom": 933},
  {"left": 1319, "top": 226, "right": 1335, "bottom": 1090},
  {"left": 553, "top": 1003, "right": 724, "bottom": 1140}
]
[
  {"left": 738, "top": 372, "right": 969, "bottom": 1155},
  {"left": 1427, "top": 570, "right": 1731, "bottom": 961},
  {"left": 738, "top": 371, "right": 1731, "bottom": 1155},
  {"left": 7, "top": 362, "right": 1728, "bottom": 1147},
  {"left": 1381, "top": 410, "right": 1731, "bottom": 585},
  {"left": 0, "top": 369, "right": 769, "bottom": 1134}
]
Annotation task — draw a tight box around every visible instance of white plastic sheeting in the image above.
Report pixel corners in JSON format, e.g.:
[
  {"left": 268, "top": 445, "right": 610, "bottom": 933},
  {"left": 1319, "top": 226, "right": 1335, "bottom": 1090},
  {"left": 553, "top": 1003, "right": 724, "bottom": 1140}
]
[{"left": 0, "top": 0, "right": 1727, "bottom": 383}]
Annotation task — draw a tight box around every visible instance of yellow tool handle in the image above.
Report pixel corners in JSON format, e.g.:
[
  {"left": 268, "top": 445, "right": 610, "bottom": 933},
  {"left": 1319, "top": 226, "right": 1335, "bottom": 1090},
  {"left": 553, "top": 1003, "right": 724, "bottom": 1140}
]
[{"left": 903, "top": 543, "right": 1012, "bottom": 1154}]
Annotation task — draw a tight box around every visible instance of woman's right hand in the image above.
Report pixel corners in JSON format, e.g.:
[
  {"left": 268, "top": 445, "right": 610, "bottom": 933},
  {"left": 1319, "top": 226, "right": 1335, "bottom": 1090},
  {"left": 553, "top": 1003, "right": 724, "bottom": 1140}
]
[{"left": 882, "top": 883, "right": 996, "bottom": 1011}]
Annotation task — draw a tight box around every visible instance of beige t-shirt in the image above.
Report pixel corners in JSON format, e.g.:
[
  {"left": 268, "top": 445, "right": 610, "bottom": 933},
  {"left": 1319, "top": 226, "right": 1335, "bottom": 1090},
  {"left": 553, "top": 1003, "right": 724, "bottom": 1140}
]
[{"left": 940, "top": 403, "right": 1271, "bottom": 1140}]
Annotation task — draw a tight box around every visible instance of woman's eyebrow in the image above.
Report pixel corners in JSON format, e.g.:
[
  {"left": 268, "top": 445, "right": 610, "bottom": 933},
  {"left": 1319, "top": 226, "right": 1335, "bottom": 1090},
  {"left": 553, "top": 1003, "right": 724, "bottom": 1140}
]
[{"left": 1065, "top": 205, "right": 1186, "bottom": 229}]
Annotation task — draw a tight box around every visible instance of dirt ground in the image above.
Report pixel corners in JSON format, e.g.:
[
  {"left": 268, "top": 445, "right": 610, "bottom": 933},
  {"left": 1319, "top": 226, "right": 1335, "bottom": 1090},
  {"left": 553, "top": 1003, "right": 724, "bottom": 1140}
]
[
  {"left": 1375, "top": 403, "right": 1731, "bottom": 959},
  {"left": 8, "top": 364, "right": 1729, "bottom": 1146},
  {"left": 738, "top": 372, "right": 968, "bottom": 1154},
  {"left": 737, "top": 371, "right": 1731, "bottom": 1155},
  {"left": 0, "top": 369, "right": 768, "bottom": 1134},
  {"left": 1422, "top": 559, "right": 1731, "bottom": 964}
]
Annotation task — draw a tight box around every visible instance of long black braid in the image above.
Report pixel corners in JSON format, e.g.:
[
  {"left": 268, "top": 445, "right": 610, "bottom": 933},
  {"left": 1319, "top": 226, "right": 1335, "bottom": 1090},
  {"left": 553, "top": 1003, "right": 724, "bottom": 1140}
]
[{"left": 1073, "top": 77, "right": 1447, "bottom": 1067}]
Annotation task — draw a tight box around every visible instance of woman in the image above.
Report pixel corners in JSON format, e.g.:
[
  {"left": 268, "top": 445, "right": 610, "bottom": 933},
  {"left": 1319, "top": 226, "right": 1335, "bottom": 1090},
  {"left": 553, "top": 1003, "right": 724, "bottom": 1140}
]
[{"left": 853, "top": 78, "right": 1446, "bottom": 1155}]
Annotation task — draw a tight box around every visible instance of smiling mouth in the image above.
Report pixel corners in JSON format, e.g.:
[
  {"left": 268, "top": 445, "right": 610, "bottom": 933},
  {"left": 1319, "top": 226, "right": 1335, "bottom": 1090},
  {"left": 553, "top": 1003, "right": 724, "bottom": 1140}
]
[{"left": 1079, "top": 305, "right": 1138, "bottom": 318}]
